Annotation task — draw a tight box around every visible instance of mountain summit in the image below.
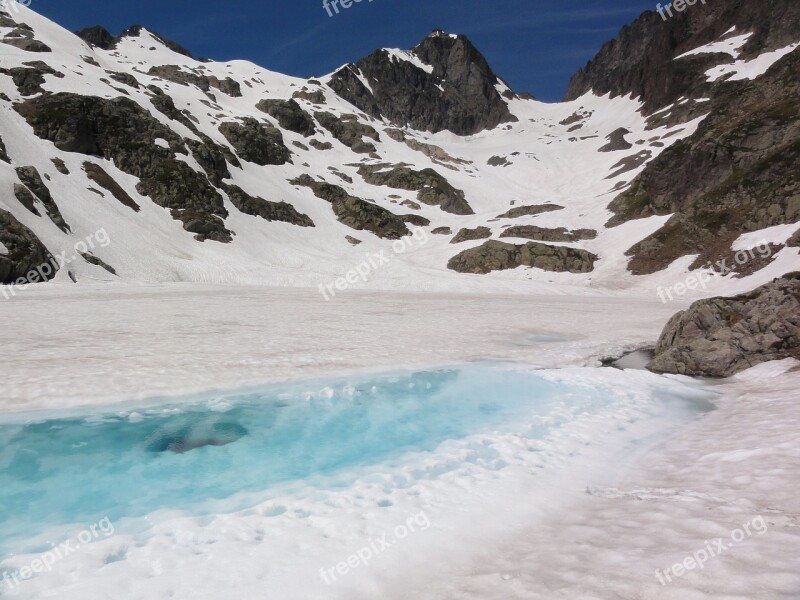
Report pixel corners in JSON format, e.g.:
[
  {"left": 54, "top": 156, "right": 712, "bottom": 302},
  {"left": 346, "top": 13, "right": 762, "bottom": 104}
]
[{"left": 327, "top": 30, "right": 517, "bottom": 135}]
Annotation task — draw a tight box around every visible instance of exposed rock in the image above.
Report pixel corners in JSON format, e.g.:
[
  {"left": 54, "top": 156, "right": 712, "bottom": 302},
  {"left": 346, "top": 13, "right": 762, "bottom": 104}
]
[
  {"left": 256, "top": 99, "right": 316, "bottom": 136},
  {"left": 496, "top": 204, "right": 564, "bottom": 219},
  {"left": 186, "top": 134, "right": 237, "bottom": 185},
  {"left": 345, "top": 235, "right": 362, "bottom": 245},
  {"left": 401, "top": 200, "right": 421, "bottom": 210},
  {"left": 2, "top": 61, "right": 64, "bottom": 96},
  {"left": 0, "top": 208, "right": 55, "bottom": 285},
  {"left": 290, "top": 175, "right": 409, "bottom": 239},
  {"left": 222, "top": 183, "right": 314, "bottom": 227},
  {"left": 15, "top": 166, "right": 70, "bottom": 232},
  {"left": 608, "top": 49, "right": 800, "bottom": 274},
  {"left": 357, "top": 163, "right": 473, "bottom": 215},
  {"left": 499, "top": 225, "right": 597, "bottom": 242},
  {"left": 448, "top": 240, "right": 597, "bottom": 274},
  {"left": 218, "top": 118, "right": 291, "bottom": 166},
  {"left": 605, "top": 150, "right": 652, "bottom": 178},
  {"left": 598, "top": 128, "right": 632, "bottom": 152},
  {"left": 0, "top": 135, "right": 8, "bottom": 163},
  {"left": 13, "top": 184, "right": 39, "bottom": 215},
  {"left": 487, "top": 155, "right": 511, "bottom": 167},
  {"left": 80, "top": 252, "right": 117, "bottom": 276},
  {"left": 788, "top": 229, "right": 800, "bottom": 248},
  {"left": 647, "top": 273, "right": 800, "bottom": 377},
  {"left": 564, "top": 0, "right": 800, "bottom": 115},
  {"left": 119, "top": 25, "right": 193, "bottom": 58},
  {"left": 292, "top": 88, "right": 326, "bottom": 104},
  {"left": 309, "top": 139, "right": 332, "bottom": 151},
  {"left": 147, "top": 65, "right": 241, "bottom": 98},
  {"left": 451, "top": 226, "right": 491, "bottom": 244},
  {"left": 150, "top": 93, "right": 200, "bottom": 134},
  {"left": 328, "top": 31, "right": 516, "bottom": 135},
  {"left": 2, "top": 36, "right": 51, "bottom": 53},
  {"left": 74, "top": 25, "right": 116, "bottom": 50},
  {"left": 107, "top": 71, "right": 140, "bottom": 89},
  {"left": 401, "top": 214, "right": 430, "bottom": 227},
  {"left": 82, "top": 162, "right": 140, "bottom": 211},
  {"left": 332, "top": 196, "right": 410, "bottom": 240},
  {"left": 432, "top": 226, "right": 452, "bottom": 235},
  {"left": 314, "top": 111, "right": 379, "bottom": 154},
  {"left": 50, "top": 158, "right": 69, "bottom": 174}
]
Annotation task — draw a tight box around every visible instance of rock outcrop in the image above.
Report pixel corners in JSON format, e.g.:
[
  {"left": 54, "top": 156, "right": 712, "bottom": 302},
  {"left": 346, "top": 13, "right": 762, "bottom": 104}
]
[
  {"left": 608, "top": 48, "right": 800, "bottom": 274},
  {"left": 0, "top": 208, "right": 55, "bottom": 285},
  {"left": 447, "top": 240, "right": 597, "bottom": 274},
  {"left": 218, "top": 118, "right": 291, "bottom": 166},
  {"left": 328, "top": 30, "right": 516, "bottom": 135},
  {"left": 648, "top": 273, "right": 800, "bottom": 377},
  {"left": 257, "top": 99, "right": 316, "bottom": 136}
]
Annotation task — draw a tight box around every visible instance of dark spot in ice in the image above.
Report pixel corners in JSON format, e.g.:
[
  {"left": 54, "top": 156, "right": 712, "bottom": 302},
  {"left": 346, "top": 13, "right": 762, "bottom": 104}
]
[{"left": 146, "top": 421, "right": 248, "bottom": 454}]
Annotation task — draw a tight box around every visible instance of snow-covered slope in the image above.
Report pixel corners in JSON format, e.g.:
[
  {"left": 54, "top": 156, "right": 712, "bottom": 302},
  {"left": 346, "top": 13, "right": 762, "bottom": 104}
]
[{"left": 0, "top": 4, "right": 797, "bottom": 300}]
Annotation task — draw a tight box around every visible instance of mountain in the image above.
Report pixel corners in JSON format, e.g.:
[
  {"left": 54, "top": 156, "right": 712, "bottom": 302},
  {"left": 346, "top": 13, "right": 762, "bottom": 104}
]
[{"left": 0, "top": 2, "right": 797, "bottom": 295}]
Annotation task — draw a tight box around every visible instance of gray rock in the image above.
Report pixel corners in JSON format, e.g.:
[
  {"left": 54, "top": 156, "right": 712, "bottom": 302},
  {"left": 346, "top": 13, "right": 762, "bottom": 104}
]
[
  {"left": 598, "top": 128, "right": 632, "bottom": 152},
  {"left": 496, "top": 204, "right": 564, "bottom": 219},
  {"left": 499, "top": 225, "right": 597, "bottom": 242},
  {"left": 222, "top": 183, "right": 314, "bottom": 227},
  {"left": 256, "top": 99, "right": 316, "bottom": 136},
  {"left": 15, "top": 166, "right": 70, "bottom": 233},
  {"left": 451, "top": 226, "right": 491, "bottom": 244},
  {"left": 647, "top": 273, "right": 800, "bottom": 377},
  {"left": 314, "top": 111, "right": 379, "bottom": 155},
  {"left": 0, "top": 208, "right": 55, "bottom": 285},
  {"left": 448, "top": 240, "right": 597, "bottom": 274},
  {"left": 218, "top": 118, "right": 291, "bottom": 166},
  {"left": 328, "top": 31, "right": 516, "bottom": 135},
  {"left": 357, "top": 163, "right": 473, "bottom": 215}
]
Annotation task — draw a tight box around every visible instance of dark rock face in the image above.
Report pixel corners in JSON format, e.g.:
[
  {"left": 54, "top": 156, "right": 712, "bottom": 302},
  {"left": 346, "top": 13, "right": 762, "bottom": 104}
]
[
  {"left": 314, "top": 112, "right": 379, "bottom": 155},
  {"left": 448, "top": 240, "right": 598, "bottom": 274},
  {"left": 598, "top": 128, "right": 632, "bottom": 152},
  {"left": 107, "top": 71, "right": 140, "bottom": 89},
  {"left": 222, "top": 183, "right": 314, "bottom": 227},
  {"left": 15, "top": 166, "right": 70, "bottom": 233},
  {"left": 648, "top": 273, "right": 800, "bottom": 377},
  {"left": 74, "top": 26, "right": 116, "bottom": 50},
  {"left": 608, "top": 49, "right": 800, "bottom": 274},
  {"left": 564, "top": 0, "right": 800, "bottom": 115},
  {"left": 80, "top": 252, "right": 117, "bottom": 276},
  {"left": 186, "top": 134, "right": 238, "bottom": 185},
  {"left": 0, "top": 135, "right": 8, "bottom": 163},
  {"left": 357, "top": 164, "right": 473, "bottom": 215},
  {"left": 82, "top": 162, "right": 140, "bottom": 211},
  {"left": 0, "top": 208, "right": 55, "bottom": 285},
  {"left": 290, "top": 175, "right": 409, "bottom": 239},
  {"left": 50, "top": 158, "right": 68, "bottom": 174},
  {"left": 496, "top": 204, "right": 564, "bottom": 219},
  {"left": 218, "top": 118, "right": 291, "bottom": 166},
  {"left": 2, "top": 34, "right": 51, "bottom": 53},
  {"left": 451, "top": 226, "right": 491, "bottom": 244},
  {"left": 328, "top": 31, "right": 516, "bottom": 135},
  {"left": 2, "top": 61, "right": 64, "bottom": 96},
  {"left": 148, "top": 65, "right": 241, "bottom": 98},
  {"left": 256, "top": 99, "right": 316, "bottom": 136},
  {"left": 15, "top": 93, "right": 234, "bottom": 242},
  {"left": 500, "top": 225, "right": 597, "bottom": 242}
]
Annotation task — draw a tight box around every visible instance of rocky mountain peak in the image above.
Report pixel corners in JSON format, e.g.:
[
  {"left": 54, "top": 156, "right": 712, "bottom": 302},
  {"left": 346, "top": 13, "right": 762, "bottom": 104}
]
[
  {"left": 328, "top": 32, "right": 517, "bottom": 135},
  {"left": 75, "top": 24, "right": 193, "bottom": 58}
]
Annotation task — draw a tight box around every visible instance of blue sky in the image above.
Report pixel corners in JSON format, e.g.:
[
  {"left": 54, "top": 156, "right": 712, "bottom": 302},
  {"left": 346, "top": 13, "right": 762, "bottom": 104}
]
[{"left": 32, "top": 0, "right": 656, "bottom": 102}]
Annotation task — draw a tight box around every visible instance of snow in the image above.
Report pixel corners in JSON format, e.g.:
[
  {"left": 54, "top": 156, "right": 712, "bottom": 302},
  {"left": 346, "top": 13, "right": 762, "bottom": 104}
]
[
  {"left": 383, "top": 49, "right": 434, "bottom": 74},
  {"left": 0, "top": 240, "right": 7, "bottom": 255},
  {"left": 704, "top": 42, "right": 800, "bottom": 82},
  {"left": 1, "top": 286, "right": 799, "bottom": 599},
  {"left": 732, "top": 223, "right": 800, "bottom": 250},
  {"left": 675, "top": 32, "right": 753, "bottom": 59}
]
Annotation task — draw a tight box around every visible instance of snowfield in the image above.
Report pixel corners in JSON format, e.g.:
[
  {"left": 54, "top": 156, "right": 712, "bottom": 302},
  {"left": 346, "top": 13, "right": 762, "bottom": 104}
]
[{"left": 1, "top": 285, "right": 799, "bottom": 599}]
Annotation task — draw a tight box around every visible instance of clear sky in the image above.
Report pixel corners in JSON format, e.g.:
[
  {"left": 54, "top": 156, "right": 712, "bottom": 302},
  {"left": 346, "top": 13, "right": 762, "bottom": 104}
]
[{"left": 31, "top": 0, "right": 656, "bottom": 102}]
